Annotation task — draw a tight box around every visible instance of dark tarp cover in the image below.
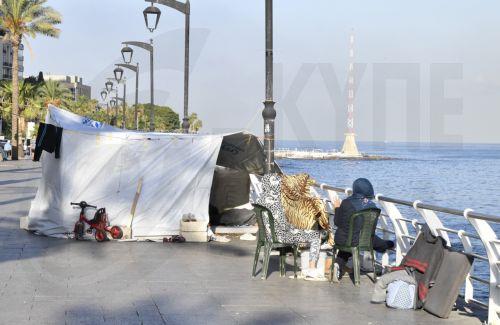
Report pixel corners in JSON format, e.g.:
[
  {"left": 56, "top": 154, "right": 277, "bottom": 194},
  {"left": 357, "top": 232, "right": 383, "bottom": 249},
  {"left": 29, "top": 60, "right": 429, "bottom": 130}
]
[{"left": 217, "top": 133, "right": 265, "bottom": 175}]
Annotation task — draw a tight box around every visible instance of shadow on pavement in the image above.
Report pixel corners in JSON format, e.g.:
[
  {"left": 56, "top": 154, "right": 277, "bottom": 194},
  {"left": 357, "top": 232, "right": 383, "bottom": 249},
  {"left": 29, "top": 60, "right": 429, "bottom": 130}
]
[
  {"left": 0, "top": 195, "right": 35, "bottom": 206},
  {"left": 0, "top": 166, "right": 41, "bottom": 173},
  {"left": 0, "top": 177, "right": 40, "bottom": 186}
]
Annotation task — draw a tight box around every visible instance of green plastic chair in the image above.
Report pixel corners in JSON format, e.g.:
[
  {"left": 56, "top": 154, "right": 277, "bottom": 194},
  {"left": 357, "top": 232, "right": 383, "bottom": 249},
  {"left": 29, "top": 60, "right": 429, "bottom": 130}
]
[
  {"left": 252, "top": 203, "right": 298, "bottom": 279},
  {"left": 330, "top": 208, "right": 381, "bottom": 286}
]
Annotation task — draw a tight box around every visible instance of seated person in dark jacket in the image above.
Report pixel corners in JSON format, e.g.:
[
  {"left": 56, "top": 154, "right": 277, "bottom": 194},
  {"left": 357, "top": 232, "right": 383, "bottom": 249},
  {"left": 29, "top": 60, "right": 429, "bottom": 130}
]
[{"left": 331, "top": 178, "right": 394, "bottom": 282}]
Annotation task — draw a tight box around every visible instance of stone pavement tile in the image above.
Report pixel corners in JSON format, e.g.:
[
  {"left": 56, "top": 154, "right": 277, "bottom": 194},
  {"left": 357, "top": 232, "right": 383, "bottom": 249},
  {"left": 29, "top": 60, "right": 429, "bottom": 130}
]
[
  {"left": 229, "top": 310, "right": 307, "bottom": 325},
  {"left": 220, "top": 304, "right": 306, "bottom": 325},
  {"left": 65, "top": 305, "right": 106, "bottom": 325},
  {"left": 0, "top": 292, "right": 33, "bottom": 304},
  {"left": 136, "top": 304, "right": 166, "bottom": 325},
  {"left": 0, "top": 247, "right": 24, "bottom": 254},
  {"left": 215, "top": 292, "right": 282, "bottom": 307},
  {"left": 140, "top": 316, "right": 166, "bottom": 325},
  {"left": 28, "top": 300, "right": 66, "bottom": 323},
  {"left": 0, "top": 252, "right": 22, "bottom": 261},
  {"left": 21, "top": 249, "right": 47, "bottom": 260},
  {"left": 145, "top": 268, "right": 204, "bottom": 282},
  {"left": 2, "top": 281, "right": 37, "bottom": 297},
  {"left": 33, "top": 295, "right": 68, "bottom": 303},
  {"left": 103, "top": 311, "right": 141, "bottom": 324},
  {"left": 1, "top": 311, "right": 30, "bottom": 325},
  {"left": 93, "top": 280, "right": 150, "bottom": 296},
  {"left": 145, "top": 280, "right": 209, "bottom": 295},
  {"left": 151, "top": 293, "right": 222, "bottom": 315},
  {"left": 163, "top": 313, "right": 236, "bottom": 325},
  {"left": 35, "top": 282, "right": 68, "bottom": 297},
  {"left": 0, "top": 270, "right": 13, "bottom": 281},
  {"left": 0, "top": 297, "right": 31, "bottom": 323}
]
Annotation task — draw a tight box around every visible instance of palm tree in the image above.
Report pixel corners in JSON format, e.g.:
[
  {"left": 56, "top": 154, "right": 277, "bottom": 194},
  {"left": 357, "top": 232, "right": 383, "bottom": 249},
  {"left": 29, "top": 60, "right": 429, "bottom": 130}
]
[
  {"left": 0, "top": 80, "right": 42, "bottom": 134},
  {"left": 0, "top": 0, "right": 62, "bottom": 159},
  {"left": 188, "top": 112, "right": 203, "bottom": 133},
  {"left": 39, "top": 80, "right": 71, "bottom": 107}
]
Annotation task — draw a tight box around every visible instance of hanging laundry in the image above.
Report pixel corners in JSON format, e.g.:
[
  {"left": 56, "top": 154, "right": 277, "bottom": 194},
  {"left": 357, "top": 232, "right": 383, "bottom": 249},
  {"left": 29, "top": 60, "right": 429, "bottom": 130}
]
[{"left": 33, "top": 122, "right": 63, "bottom": 161}]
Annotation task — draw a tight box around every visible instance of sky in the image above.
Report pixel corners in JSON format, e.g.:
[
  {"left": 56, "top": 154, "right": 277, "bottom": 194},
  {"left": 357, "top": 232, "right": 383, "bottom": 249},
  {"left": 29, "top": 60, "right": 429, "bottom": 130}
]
[{"left": 23, "top": 0, "right": 500, "bottom": 143}]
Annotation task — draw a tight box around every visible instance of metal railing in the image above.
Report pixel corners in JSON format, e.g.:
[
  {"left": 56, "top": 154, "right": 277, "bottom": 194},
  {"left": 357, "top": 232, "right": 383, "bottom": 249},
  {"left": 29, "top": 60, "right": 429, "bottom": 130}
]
[{"left": 311, "top": 182, "right": 500, "bottom": 325}]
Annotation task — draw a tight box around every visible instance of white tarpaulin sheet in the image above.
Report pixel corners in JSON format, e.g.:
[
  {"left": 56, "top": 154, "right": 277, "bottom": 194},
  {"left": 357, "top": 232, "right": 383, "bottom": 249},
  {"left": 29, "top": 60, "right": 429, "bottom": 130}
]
[{"left": 28, "top": 105, "right": 225, "bottom": 237}]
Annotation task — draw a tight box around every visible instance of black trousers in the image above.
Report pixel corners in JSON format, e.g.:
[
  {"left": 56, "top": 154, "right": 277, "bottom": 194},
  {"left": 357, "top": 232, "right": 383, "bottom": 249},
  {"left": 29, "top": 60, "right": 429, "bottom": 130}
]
[{"left": 335, "top": 236, "right": 394, "bottom": 268}]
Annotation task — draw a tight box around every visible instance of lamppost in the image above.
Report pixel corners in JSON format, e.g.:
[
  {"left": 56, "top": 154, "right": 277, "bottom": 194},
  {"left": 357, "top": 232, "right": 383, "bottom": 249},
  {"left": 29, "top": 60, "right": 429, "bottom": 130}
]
[
  {"left": 109, "top": 98, "right": 117, "bottom": 126},
  {"left": 117, "top": 47, "right": 140, "bottom": 130},
  {"left": 113, "top": 69, "right": 128, "bottom": 130},
  {"left": 105, "top": 80, "right": 114, "bottom": 92},
  {"left": 262, "top": 0, "right": 276, "bottom": 174},
  {"left": 100, "top": 90, "right": 109, "bottom": 123},
  {"left": 116, "top": 63, "right": 139, "bottom": 130},
  {"left": 107, "top": 78, "right": 121, "bottom": 126},
  {"left": 122, "top": 40, "right": 154, "bottom": 131},
  {"left": 105, "top": 81, "right": 115, "bottom": 124},
  {"left": 143, "top": 0, "right": 191, "bottom": 133},
  {"left": 100, "top": 90, "right": 108, "bottom": 101}
]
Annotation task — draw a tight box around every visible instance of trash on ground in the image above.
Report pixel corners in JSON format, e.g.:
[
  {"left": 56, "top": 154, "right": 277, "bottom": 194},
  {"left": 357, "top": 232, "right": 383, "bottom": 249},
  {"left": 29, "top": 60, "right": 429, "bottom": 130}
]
[
  {"left": 212, "top": 235, "right": 231, "bottom": 243},
  {"left": 239, "top": 233, "right": 256, "bottom": 241},
  {"left": 163, "top": 235, "right": 186, "bottom": 243}
]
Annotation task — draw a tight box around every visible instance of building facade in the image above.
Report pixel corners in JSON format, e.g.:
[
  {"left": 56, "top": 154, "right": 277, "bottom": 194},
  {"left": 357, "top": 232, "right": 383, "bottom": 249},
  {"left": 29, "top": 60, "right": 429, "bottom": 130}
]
[
  {"left": 0, "top": 30, "right": 24, "bottom": 81},
  {"left": 44, "top": 74, "right": 92, "bottom": 100}
]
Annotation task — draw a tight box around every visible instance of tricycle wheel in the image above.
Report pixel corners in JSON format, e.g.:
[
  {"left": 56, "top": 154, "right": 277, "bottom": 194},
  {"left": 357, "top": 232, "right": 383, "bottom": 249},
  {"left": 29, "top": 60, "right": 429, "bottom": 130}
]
[
  {"left": 95, "top": 230, "right": 108, "bottom": 242},
  {"left": 74, "top": 221, "right": 84, "bottom": 240},
  {"left": 110, "top": 226, "right": 123, "bottom": 239}
]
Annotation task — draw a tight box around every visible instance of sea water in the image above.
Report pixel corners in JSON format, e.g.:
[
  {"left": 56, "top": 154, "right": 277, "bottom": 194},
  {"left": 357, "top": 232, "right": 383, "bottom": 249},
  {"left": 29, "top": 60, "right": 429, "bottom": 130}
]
[{"left": 278, "top": 140, "right": 500, "bottom": 301}]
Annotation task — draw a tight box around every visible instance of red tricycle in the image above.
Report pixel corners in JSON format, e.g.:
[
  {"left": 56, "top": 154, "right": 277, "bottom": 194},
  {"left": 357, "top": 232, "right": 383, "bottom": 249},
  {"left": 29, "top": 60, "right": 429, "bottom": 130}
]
[{"left": 71, "top": 201, "right": 123, "bottom": 242}]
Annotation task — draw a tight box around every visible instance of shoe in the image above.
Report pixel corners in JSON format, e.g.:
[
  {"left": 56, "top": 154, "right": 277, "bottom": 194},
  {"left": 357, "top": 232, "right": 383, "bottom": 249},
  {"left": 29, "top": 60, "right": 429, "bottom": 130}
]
[{"left": 304, "top": 268, "right": 327, "bottom": 282}]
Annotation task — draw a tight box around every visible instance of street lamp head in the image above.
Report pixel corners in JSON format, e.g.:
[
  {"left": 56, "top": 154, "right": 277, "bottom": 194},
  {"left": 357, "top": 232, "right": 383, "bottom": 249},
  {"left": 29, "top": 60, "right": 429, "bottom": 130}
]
[
  {"left": 105, "top": 81, "right": 114, "bottom": 92},
  {"left": 114, "top": 67, "right": 124, "bottom": 83},
  {"left": 143, "top": 3, "right": 161, "bottom": 32},
  {"left": 100, "top": 90, "right": 107, "bottom": 101},
  {"left": 110, "top": 99, "right": 117, "bottom": 107},
  {"left": 121, "top": 45, "right": 134, "bottom": 64}
]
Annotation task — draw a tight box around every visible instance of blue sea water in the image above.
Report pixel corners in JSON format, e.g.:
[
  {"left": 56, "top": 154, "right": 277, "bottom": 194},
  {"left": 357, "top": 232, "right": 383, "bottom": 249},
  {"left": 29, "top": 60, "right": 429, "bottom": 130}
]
[{"left": 277, "top": 141, "right": 500, "bottom": 302}]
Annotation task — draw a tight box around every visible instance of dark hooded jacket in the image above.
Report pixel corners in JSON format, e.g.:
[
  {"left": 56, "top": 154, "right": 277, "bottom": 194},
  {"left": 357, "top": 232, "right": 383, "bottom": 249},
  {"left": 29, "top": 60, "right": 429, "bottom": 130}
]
[{"left": 334, "top": 178, "right": 377, "bottom": 246}]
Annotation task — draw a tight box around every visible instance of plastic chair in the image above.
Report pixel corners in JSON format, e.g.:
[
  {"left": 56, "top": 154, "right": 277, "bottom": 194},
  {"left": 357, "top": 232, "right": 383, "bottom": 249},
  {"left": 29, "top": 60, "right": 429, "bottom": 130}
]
[
  {"left": 252, "top": 203, "right": 298, "bottom": 279},
  {"left": 330, "top": 208, "right": 381, "bottom": 286}
]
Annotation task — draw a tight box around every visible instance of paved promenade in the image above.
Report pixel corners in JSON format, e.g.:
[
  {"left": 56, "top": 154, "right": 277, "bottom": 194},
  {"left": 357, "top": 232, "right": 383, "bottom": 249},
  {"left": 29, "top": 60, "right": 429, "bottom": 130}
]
[{"left": 0, "top": 160, "right": 485, "bottom": 324}]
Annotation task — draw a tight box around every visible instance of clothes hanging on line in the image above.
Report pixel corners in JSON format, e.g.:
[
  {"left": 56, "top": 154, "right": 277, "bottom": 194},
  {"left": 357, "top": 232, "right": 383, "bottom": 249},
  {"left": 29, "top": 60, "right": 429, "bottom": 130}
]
[{"left": 33, "top": 122, "right": 63, "bottom": 161}]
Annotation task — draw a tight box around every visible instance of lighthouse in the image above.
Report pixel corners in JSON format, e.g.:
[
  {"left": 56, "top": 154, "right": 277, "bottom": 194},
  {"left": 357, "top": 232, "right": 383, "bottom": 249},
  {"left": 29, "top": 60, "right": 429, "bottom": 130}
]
[{"left": 341, "top": 31, "right": 362, "bottom": 157}]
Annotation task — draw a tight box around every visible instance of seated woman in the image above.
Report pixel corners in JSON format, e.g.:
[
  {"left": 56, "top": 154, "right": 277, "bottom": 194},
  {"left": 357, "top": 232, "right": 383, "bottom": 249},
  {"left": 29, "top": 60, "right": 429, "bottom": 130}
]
[
  {"left": 331, "top": 178, "right": 394, "bottom": 282},
  {"left": 257, "top": 173, "right": 330, "bottom": 281}
]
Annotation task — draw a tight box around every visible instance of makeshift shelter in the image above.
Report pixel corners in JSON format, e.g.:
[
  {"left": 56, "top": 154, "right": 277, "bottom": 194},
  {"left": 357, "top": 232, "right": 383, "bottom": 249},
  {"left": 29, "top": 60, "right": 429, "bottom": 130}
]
[{"left": 27, "top": 105, "right": 264, "bottom": 238}]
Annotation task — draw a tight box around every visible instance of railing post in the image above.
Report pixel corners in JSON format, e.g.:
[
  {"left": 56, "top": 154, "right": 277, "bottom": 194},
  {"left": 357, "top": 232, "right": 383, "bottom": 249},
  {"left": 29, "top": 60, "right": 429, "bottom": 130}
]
[
  {"left": 464, "top": 209, "right": 500, "bottom": 325},
  {"left": 413, "top": 200, "right": 451, "bottom": 246},
  {"left": 457, "top": 228, "right": 474, "bottom": 303},
  {"left": 378, "top": 214, "right": 391, "bottom": 266},
  {"left": 324, "top": 186, "right": 340, "bottom": 209},
  {"left": 376, "top": 196, "right": 411, "bottom": 265}
]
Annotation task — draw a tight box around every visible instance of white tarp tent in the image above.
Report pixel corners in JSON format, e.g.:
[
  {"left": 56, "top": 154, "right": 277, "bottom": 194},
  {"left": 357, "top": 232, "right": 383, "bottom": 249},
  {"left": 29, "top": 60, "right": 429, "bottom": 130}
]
[{"left": 27, "top": 105, "right": 264, "bottom": 238}]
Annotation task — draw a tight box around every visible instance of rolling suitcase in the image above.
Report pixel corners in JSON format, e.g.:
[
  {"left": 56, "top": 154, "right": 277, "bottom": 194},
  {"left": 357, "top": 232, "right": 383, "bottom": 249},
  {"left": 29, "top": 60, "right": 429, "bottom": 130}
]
[{"left": 423, "top": 248, "right": 474, "bottom": 318}]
